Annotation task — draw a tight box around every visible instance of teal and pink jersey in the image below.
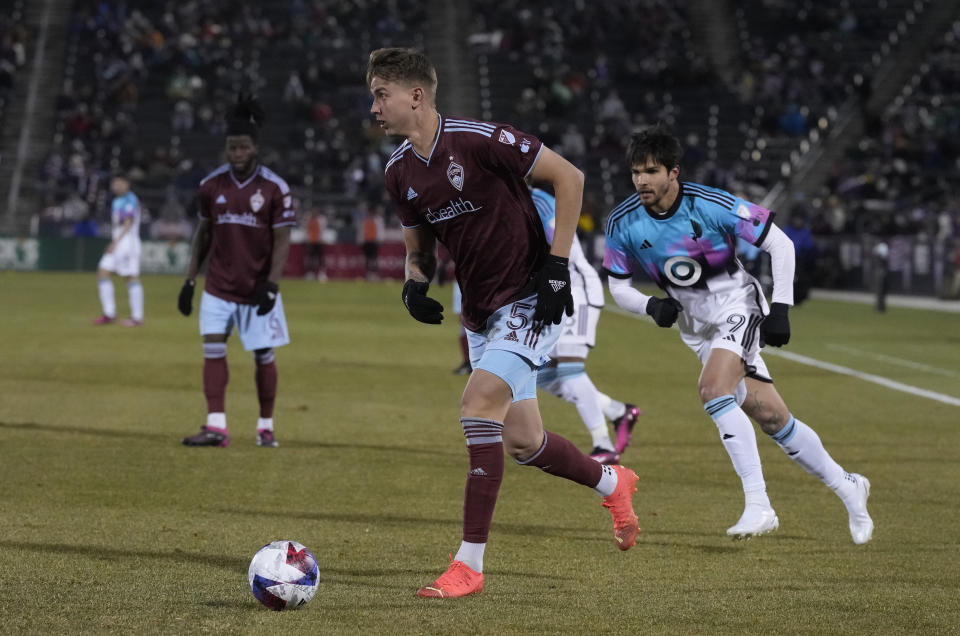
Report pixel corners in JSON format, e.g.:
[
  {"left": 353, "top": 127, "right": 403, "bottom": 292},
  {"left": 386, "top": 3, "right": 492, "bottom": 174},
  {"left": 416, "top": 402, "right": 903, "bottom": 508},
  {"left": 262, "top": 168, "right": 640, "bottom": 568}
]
[{"left": 603, "top": 181, "right": 773, "bottom": 299}]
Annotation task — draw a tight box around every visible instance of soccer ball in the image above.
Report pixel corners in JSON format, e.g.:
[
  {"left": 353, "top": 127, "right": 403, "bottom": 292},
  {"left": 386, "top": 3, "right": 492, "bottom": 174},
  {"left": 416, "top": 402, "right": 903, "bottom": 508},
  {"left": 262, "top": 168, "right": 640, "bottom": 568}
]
[{"left": 247, "top": 540, "right": 319, "bottom": 610}]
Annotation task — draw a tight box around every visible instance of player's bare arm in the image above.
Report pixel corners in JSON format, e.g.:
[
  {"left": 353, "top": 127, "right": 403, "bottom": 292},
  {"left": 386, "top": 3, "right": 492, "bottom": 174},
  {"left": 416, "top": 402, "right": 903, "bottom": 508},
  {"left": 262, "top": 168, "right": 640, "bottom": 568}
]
[
  {"left": 401, "top": 225, "right": 437, "bottom": 283},
  {"left": 268, "top": 226, "right": 292, "bottom": 285},
  {"left": 528, "top": 146, "right": 583, "bottom": 260}
]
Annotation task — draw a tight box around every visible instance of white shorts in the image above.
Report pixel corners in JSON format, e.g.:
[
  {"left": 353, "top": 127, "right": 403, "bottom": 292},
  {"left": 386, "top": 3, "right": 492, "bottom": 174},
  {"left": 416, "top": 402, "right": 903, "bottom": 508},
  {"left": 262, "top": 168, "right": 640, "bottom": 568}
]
[
  {"left": 199, "top": 290, "right": 290, "bottom": 351},
  {"left": 678, "top": 293, "right": 772, "bottom": 384},
  {"left": 98, "top": 242, "right": 141, "bottom": 277},
  {"left": 549, "top": 286, "right": 601, "bottom": 359}
]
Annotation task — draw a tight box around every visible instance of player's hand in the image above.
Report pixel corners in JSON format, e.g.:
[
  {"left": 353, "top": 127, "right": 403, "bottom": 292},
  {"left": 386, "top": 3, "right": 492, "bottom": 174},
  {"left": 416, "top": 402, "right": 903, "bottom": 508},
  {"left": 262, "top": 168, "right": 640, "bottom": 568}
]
[
  {"left": 402, "top": 279, "right": 444, "bottom": 324},
  {"left": 533, "top": 255, "right": 573, "bottom": 330},
  {"left": 254, "top": 281, "right": 279, "bottom": 316},
  {"left": 761, "top": 302, "right": 790, "bottom": 347},
  {"left": 645, "top": 296, "right": 683, "bottom": 328},
  {"left": 178, "top": 279, "right": 195, "bottom": 316}
]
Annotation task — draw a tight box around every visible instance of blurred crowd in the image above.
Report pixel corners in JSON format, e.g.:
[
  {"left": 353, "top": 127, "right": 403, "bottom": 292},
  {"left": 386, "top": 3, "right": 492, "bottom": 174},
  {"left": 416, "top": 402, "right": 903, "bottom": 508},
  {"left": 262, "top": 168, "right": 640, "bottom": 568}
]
[
  {"left": 1, "top": 4, "right": 28, "bottom": 144},
  {"left": 29, "top": 0, "right": 958, "bottom": 270},
  {"left": 36, "top": 0, "right": 422, "bottom": 242}
]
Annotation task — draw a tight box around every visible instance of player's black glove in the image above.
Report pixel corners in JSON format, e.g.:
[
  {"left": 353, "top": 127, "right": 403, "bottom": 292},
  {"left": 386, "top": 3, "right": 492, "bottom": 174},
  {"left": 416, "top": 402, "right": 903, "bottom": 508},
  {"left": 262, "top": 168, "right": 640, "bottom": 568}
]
[
  {"left": 402, "top": 279, "right": 444, "bottom": 324},
  {"left": 533, "top": 255, "right": 574, "bottom": 329},
  {"left": 645, "top": 296, "right": 684, "bottom": 328},
  {"left": 254, "top": 280, "right": 279, "bottom": 316},
  {"left": 178, "top": 279, "right": 195, "bottom": 316},
  {"left": 761, "top": 302, "right": 791, "bottom": 347}
]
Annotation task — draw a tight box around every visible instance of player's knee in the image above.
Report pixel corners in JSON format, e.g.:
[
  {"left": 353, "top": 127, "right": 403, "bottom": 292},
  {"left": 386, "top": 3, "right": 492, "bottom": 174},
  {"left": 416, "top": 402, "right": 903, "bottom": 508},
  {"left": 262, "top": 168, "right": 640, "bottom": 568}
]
[
  {"left": 754, "top": 408, "right": 789, "bottom": 435},
  {"left": 698, "top": 381, "right": 731, "bottom": 405},
  {"left": 504, "top": 431, "right": 543, "bottom": 461}
]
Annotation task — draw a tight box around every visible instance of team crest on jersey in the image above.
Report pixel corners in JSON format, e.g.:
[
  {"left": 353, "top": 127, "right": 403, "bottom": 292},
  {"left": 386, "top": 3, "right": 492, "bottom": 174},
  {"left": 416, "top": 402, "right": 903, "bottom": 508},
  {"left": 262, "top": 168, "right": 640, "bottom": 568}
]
[
  {"left": 446, "top": 161, "right": 464, "bottom": 191},
  {"left": 250, "top": 189, "right": 265, "bottom": 212},
  {"left": 498, "top": 129, "right": 516, "bottom": 145}
]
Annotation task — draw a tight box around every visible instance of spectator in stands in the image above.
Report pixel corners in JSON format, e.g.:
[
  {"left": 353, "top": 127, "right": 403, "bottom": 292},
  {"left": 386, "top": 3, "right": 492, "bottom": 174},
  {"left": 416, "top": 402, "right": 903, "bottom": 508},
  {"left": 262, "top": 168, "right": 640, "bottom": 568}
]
[
  {"left": 784, "top": 212, "right": 816, "bottom": 305},
  {"left": 305, "top": 206, "right": 328, "bottom": 281},
  {"left": 359, "top": 204, "right": 383, "bottom": 281}
]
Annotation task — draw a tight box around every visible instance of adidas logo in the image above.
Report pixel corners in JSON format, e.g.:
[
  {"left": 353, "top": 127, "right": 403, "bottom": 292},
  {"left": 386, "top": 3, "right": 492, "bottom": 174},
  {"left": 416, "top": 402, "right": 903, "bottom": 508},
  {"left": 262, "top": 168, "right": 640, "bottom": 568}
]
[
  {"left": 723, "top": 335, "right": 737, "bottom": 341},
  {"left": 639, "top": 239, "right": 652, "bottom": 249},
  {"left": 406, "top": 186, "right": 418, "bottom": 200},
  {"left": 504, "top": 330, "right": 519, "bottom": 342},
  {"left": 470, "top": 467, "right": 487, "bottom": 476},
  {"left": 215, "top": 194, "right": 227, "bottom": 204},
  {"left": 549, "top": 279, "right": 566, "bottom": 293}
]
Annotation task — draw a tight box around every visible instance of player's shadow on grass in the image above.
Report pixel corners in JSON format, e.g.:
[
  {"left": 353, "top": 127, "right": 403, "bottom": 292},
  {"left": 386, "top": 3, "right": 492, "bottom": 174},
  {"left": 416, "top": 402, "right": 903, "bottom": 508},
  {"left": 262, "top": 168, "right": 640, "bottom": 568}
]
[
  {"left": 283, "top": 439, "right": 460, "bottom": 458},
  {"left": 0, "top": 420, "right": 170, "bottom": 441},
  {"left": 0, "top": 539, "right": 247, "bottom": 571},
  {"left": 215, "top": 506, "right": 603, "bottom": 544}
]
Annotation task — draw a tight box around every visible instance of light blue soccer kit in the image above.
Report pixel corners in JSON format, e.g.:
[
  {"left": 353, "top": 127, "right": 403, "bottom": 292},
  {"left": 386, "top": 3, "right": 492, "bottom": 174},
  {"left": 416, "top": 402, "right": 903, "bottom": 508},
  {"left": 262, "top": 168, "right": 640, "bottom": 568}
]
[{"left": 604, "top": 182, "right": 776, "bottom": 381}]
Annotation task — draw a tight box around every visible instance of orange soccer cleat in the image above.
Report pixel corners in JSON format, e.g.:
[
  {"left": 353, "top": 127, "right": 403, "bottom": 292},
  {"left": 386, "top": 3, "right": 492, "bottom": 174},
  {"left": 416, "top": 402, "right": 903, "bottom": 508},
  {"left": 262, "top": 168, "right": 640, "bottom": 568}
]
[
  {"left": 602, "top": 465, "right": 640, "bottom": 551},
  {"left": 416, "top": 557, "right": 484, "bottom": 599}
]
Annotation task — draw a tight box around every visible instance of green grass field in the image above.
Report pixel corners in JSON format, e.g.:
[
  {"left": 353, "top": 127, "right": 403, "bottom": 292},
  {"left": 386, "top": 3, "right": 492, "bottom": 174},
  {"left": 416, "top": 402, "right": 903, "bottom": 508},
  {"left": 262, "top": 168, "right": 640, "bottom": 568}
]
[{"left": 1, "top": 271, "right": 958, "bottom": 634}]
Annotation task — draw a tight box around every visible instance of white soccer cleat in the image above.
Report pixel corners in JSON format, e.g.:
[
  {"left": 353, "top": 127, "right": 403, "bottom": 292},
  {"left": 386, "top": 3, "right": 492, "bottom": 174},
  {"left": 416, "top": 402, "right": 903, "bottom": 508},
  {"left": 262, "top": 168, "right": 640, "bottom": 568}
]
[
  {"left": 726, "top": 505, "right": 779, "bottom": 540},
  {"left": 846, "top": 473, "right": 874, "bottom": 545}
]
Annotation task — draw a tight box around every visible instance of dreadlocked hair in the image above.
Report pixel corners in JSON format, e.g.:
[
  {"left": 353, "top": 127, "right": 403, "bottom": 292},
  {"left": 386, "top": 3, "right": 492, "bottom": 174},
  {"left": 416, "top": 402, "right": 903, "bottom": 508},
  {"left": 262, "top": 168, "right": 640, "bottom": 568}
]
[{"left": 226, "top": 92, "right": 266, "bottom": 140}]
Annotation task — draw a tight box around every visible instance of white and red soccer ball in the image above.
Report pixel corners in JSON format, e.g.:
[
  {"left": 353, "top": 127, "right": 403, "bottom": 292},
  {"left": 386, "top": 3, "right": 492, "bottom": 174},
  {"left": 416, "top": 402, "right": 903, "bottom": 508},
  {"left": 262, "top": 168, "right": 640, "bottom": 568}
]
[{"left": 247, "top": 540, "right": 319, "bottom": 610}]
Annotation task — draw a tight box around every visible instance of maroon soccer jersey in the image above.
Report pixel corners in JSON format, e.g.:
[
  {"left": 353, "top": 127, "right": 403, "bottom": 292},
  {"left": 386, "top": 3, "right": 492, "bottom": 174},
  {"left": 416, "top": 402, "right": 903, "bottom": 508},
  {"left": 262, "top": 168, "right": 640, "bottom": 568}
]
[
  {"left": 384, "top": 115, "right": 547, "bottom": 331},
  {"left": 197, "top": 163, "right": 297, "bottom": 303}
]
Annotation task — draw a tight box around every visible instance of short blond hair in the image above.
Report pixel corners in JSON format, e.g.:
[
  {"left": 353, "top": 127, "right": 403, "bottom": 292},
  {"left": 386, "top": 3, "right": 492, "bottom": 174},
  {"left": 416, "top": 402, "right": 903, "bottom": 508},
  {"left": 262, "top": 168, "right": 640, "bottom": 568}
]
[{"left": 366, "top": 47, "right": 438, "bottom": 99}]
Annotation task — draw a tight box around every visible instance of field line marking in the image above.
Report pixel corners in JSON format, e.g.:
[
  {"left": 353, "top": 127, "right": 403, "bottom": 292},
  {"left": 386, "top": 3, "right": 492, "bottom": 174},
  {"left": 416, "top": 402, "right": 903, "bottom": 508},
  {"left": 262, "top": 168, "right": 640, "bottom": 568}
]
[
  {"left": 607, "top": 305, "right": 960, "bottom": 407},
  {"left": 825, "top": 343, "right": 960, "bottom": 379}
]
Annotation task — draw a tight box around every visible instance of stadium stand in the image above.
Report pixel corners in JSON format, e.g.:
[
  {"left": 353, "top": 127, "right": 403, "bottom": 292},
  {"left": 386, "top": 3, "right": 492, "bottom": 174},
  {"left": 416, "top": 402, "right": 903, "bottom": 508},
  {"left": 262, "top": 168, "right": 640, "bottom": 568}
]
[
  {"left": 0, "top": 2, "right": 28, "bottom": 161},
  {"left": 6, "top": 0, "right": 958, "bottom": 295}
]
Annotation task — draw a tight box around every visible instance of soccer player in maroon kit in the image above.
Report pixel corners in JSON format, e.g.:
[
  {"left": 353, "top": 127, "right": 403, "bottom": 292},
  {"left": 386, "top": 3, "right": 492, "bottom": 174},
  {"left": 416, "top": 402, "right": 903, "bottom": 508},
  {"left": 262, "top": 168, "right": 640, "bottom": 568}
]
[
  {"left": 368, "top": 48, "right": 641, "bottom": 599},
  {"left": 178, "top": 95, "right": 296, "bottom": 448}
]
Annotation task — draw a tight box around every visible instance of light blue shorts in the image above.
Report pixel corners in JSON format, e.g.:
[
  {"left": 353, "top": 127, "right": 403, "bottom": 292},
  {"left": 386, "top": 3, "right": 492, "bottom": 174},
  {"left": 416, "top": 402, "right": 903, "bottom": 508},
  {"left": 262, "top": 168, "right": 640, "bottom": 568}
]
[
  {"left": 199, "top": 290, "right": 290, "bottom": 351},
  {"left": 466, "top": 294, "right": 561, "bottom": 402}
]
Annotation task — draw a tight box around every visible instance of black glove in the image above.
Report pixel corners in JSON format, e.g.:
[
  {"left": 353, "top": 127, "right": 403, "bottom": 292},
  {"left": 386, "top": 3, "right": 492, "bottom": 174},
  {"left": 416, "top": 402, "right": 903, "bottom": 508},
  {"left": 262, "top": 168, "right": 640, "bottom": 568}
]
[
  {"left": 761, "top": 302, "right": 791, "bottom": 347},
  {"left": 645, "top": 296, "right": 684, "bottom": 328},
  {"left": 254, "top": 280, "right": 279, "bottom": 316},
  {"left": 178, "top": 279, "right": 195, "bottom": 316},
  {"left": 533, "top": 255, "right": 574, "bottom": 329},
  {"left": 402, "top": 279, "right": 444, "bottom": 324}
]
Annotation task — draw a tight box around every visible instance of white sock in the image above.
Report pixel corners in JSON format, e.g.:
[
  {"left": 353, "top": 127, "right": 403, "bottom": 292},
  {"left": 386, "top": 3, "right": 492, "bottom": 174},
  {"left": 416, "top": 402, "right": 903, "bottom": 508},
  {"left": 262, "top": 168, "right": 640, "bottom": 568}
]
[
  {"left": 593, "top": 464, "right": 618, "bottom": 497},
  {"left": 127, "top": 280, "right": 144, "bottom": 321},
  {"left": 705, "top": 395, "right": 770, "bottom": 508},
  {"left": 98, "top": 278, "right": 116, "bottom": 318},
  {"left": 454, "top": 540, "right": 485, "bottom": 573},
  {"left": 207, "top": 412, "right": 227, "bottom": 430},
  {"left": 596, "top": 392, "right": 626, "bottom": 421},
  {"left": 558, "top": 374, "right": 614, "bottom": 450},
  {"left": 770, "top": 415, "right": 847, "bottom": 494},
  {"left": 257, "top": 417, "right": 274, "bottom": 431}
]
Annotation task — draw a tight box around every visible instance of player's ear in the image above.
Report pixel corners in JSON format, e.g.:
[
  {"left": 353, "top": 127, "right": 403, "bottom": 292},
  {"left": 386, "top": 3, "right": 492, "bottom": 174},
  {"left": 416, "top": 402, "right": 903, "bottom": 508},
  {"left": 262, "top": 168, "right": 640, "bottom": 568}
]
[{"left": 410, "top": 86, "right": 425, "bottom": 109}]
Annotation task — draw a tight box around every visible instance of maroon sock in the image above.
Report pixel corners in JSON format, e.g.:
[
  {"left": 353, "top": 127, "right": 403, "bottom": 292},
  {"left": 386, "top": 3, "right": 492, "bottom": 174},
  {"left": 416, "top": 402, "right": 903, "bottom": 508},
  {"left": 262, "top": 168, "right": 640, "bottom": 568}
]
[
  {"left": 461, "top": 418, "right": 505, "bottom": 543},
  {"left": 519, "top": 430, "right": 602, "bottom": 488},
  {"left": 203, "top": 357, "right": 228, "bottom": 414},
  {"left": 255, "top": 360, "right": 277, "bottom": 418}
]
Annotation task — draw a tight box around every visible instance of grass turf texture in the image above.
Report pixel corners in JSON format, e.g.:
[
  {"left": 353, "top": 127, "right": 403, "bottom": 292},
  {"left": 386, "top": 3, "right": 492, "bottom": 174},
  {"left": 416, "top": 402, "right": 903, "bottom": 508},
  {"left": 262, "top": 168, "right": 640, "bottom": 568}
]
[{"left": 1, "top": 271, "right": 958, "bottom": 634}]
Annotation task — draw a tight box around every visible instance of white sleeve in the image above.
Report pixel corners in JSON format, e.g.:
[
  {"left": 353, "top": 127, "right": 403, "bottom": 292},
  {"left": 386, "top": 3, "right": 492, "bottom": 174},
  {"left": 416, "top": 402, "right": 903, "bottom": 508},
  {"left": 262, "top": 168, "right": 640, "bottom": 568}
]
[
  {"left": 608, "top": 276, "right": 650, "bottom": 314},
  {"left": 759, "top": 223, "right": 795, "bottom": 306}
]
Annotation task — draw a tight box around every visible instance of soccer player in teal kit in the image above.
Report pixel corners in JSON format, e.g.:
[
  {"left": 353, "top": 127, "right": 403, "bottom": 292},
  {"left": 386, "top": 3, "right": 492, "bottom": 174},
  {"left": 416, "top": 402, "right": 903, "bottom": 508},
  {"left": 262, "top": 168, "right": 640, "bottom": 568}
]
[{"left": 604, "top": 126, "right": 872, "bottom": 544}]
